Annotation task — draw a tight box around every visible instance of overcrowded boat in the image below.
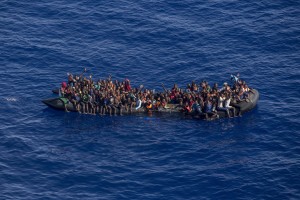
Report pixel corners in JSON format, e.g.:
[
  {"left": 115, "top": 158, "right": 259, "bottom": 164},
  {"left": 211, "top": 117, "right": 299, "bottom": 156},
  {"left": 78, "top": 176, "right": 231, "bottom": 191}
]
[{"left": 42, "top": 70, "right": 259, "bottom": 120}]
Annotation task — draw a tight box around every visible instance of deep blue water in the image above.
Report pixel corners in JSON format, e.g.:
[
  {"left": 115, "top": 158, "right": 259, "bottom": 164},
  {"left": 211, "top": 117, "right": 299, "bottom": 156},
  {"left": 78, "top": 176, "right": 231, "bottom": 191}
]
[{"left": 1, "top": 0, "right": 300, "bottom": 199}]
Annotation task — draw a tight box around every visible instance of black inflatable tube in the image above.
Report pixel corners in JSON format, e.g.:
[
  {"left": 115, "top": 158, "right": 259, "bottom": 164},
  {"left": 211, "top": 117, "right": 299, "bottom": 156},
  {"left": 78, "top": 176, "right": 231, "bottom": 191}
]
[{"left": 43, "top": 89, "right": 259, "bottom": 119}]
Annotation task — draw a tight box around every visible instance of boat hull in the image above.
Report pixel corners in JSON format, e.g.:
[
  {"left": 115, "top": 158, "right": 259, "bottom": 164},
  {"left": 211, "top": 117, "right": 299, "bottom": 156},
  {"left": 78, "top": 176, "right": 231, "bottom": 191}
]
[{"left": 43, "top": 89, "right": 259, "bottom": 119}]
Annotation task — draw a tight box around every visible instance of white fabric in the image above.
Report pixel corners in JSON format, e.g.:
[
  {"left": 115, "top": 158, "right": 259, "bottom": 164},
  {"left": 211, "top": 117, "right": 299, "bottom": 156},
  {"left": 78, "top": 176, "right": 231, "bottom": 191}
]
[
  {"left": 225, "top": 98, "right": 232, "bottom": 108},
  {"left": 218, "top": 96, "right": 225, "bottom": 108},
  {"left": 135, "top": 99, "right": 142, "bottom": 110}
]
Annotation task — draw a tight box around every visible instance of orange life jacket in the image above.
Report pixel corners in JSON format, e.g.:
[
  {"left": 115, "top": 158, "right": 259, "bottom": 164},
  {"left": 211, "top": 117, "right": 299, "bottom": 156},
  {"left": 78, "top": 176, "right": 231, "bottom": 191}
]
[{"left": 146, "top": 103, "right": 152, "bottom": 109}]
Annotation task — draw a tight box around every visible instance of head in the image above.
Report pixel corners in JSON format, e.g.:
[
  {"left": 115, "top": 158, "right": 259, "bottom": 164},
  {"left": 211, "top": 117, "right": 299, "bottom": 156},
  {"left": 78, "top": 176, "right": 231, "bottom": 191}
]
[{"left": 61, "top": 82, "right": 67, "bottom": 88}]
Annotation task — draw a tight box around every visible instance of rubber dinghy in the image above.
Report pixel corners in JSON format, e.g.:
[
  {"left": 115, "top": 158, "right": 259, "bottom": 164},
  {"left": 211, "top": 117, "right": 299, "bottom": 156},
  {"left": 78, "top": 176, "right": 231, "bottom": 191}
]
[{"left": 42, "top": 89, "right": 259, "bottom": 119}]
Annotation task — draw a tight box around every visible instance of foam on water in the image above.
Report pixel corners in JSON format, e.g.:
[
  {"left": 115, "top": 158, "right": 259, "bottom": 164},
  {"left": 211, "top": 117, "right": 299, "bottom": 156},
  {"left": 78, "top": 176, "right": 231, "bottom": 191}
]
[{"left": 3, "top": 97, "right": 18, "bottom": 102}]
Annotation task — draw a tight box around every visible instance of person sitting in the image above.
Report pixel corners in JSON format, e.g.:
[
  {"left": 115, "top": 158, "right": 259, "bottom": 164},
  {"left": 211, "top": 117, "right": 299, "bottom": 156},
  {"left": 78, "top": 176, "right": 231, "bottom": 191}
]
[
  {"left": 235, "top": 85, "right": 246, "bottom": 102},
  {"left": 169, "top": 90, "right": 177, "bottom": 103},
  {"left": 217, "top": 92, "right": 232, "bottom": 118},
  {"left": 125, "top": 97, "right": 133, "bottom": 113},
  {"left": 108, "top": 96, "right": 116, "bottom": 115},
  {"left": 64, "top": 86, "right": 72, "bottom": 99},
  {"left": 129, "top": 91, "right": 137, "bottom": 109},
  {"left": 161, "top": 98, "right": 168, "bottom": 109},
  {"left": 242, "top": 84, "right": 250, "bottom": 101},
  {"left": 135, "top": 95, "right": 142, "bottom": 110},
  {"left": 145, "top": 100, "right": 153, "bottom": 113},
  {"left": 81, "top": 90, "right": 89, "bottom": 114},
  {"left": 70, "top": 91, "right": 81, "bottom": 113},
  {"left": 93, "top": 91, "right": 101, "bottom": 115},
  {"left": 114, "top": 94, "right": 123, "bottom": 115},
  {"left": 192, "top": 100, "right": 203, "bottom": 115},
  {"left": 183, "top": 102, "right": 192, "bottom": 114},
  {"left": 212, "top": 83, "right": 218, "bottom": 93},
  {"left": 99, "top": 96, "right": 107, "bottom": 115},
  {"left": 218, "top": 82, "right": 228, "bottom": 93},
  {"left": 204, "top": 98, "right": 218, "bottom": 120},
  {"left": 105, "top": 96, "right": 113, "bottom": 115},
  {"left": 225, "top": 84, "right": 232, "bottom": 93},
  {"left": 224, "top": 92, "right": 236, "bottom": 117},
  {"left": 154, "top": 97, "right": 161, "bottom": 110},
  {"left": 88, "top": 92, "right": 95, "bottom": 115}
]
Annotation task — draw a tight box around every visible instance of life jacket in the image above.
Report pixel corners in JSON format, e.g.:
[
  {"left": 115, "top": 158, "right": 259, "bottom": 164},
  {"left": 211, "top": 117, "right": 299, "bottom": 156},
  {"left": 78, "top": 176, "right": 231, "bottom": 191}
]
[{"left": 146, "top": 103, "right": 152, "bottom": 109}]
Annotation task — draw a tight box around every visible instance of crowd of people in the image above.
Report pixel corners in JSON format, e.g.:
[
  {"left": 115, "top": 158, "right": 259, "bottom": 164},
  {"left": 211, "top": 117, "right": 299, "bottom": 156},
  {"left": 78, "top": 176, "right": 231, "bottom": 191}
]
[{"left": 59, "top": 70, "right": 252, "bottom": 119}]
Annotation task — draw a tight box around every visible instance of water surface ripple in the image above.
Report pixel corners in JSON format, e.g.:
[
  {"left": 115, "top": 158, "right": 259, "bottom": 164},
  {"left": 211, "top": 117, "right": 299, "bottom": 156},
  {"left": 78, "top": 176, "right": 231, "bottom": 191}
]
[{"left": 0, "top": 0, "right": 299, "bottom": 199}]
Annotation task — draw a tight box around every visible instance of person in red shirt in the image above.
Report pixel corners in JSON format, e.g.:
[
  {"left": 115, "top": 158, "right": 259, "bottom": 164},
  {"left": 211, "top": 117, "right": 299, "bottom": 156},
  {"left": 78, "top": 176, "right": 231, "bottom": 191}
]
[{"left": 124, "top": 79, "right": 131, "bottom": 92}]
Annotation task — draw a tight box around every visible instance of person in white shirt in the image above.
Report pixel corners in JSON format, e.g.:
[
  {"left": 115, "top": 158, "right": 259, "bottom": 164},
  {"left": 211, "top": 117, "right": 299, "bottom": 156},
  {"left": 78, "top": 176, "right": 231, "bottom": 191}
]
[
  {"left": 217, "top": 92, "right": 233, "bottom": 118},
  {"left": 224, "top": 92, "right": 236, "bottom": 117}
]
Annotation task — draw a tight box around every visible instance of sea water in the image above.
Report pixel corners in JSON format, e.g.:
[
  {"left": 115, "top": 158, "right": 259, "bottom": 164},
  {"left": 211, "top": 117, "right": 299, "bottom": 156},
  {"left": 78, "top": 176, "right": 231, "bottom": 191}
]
[{"left": 0, "top": 1, "right": 299, "bottom": 199}]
